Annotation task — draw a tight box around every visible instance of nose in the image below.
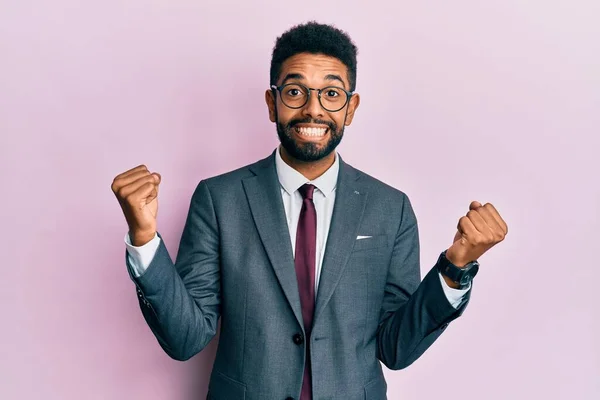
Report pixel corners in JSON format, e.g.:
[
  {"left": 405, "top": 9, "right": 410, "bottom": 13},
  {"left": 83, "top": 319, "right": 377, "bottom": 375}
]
[{"left": 301, "top": 89, "right": 324, "bottom": 119}]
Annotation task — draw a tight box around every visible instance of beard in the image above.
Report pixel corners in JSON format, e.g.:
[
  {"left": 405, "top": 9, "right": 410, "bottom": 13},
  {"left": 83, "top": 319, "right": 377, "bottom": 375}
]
[{"left": 276, "top": 116, "right": 345, "bottom": 162}]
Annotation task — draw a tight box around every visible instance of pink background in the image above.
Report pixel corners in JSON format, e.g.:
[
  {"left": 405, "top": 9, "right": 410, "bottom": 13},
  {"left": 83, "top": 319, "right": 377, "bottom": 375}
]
[{"left": 1, "top": 0, "right": 598, "bottom": 399}]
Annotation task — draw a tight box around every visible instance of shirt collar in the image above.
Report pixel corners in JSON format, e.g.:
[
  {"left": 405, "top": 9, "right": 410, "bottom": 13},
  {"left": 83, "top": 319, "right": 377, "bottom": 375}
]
[{"left": 274, "top": 145, "right": 339, "bottom": 198}]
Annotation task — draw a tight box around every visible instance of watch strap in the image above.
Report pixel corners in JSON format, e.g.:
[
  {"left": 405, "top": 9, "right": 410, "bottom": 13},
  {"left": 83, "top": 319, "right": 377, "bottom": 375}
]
[{"left": 438, "top": 250, "right": 478, "bottom": 289}]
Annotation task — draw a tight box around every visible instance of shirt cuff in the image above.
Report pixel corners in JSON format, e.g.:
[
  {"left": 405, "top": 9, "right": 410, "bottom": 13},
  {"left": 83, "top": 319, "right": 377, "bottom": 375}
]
[
  {"left": 438, "top": 271, "right": 471, "bottom": 309},
  {"left": 124, "top": 232, "right": 161, "bottom": 278}
]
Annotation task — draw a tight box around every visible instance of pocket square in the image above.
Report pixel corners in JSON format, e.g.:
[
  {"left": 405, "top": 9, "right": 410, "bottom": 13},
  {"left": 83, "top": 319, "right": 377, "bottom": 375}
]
[{"left": 356, "top": 235, "right": 373, "bottom": 240}]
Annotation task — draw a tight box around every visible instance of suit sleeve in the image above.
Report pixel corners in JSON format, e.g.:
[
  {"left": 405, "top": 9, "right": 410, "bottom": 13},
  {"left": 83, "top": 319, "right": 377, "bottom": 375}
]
[
  {"left": 125, "top": 180, "right": 221, "bottom": 361},
  {"left": 376, "top": 193, "right": 471, "bottom": 370}
]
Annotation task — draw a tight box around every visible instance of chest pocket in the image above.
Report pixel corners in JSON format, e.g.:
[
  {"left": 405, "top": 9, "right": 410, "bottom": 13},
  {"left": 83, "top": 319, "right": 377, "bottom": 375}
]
[{"left": 351, "top": 234, "right": 389, "bottom": 252}]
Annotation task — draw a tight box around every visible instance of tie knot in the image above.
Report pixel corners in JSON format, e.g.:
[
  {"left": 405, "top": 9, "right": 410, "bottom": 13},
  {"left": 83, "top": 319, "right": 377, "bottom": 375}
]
[{"left": 298, "top": 184, "right": 315, "bottom": 200}]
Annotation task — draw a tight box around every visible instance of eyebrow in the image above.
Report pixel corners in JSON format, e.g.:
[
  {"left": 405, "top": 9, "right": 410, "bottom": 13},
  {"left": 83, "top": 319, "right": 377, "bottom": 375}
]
[{"left": 281, "top": 73, "right": 347, "bottom": 89}]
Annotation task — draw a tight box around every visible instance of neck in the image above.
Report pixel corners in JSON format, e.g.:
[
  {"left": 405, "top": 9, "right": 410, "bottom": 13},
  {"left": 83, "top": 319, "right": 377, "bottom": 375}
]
[{"left": 279, "top": 147, "right": 336, "bottom": 181}]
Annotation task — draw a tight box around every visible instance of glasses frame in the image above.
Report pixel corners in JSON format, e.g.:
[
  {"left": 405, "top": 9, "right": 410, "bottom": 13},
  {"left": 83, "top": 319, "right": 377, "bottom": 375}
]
[{"left": 270, "top": 83, "right": 354, "bottom": 112}]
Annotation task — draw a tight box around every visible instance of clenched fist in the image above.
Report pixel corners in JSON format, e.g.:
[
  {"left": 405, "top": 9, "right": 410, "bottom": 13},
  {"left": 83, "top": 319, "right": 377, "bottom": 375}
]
[
  {"left": 445, "top": 201, "right": 508, "bottom": 268},
  {"left": 111, "top": 165, "right": 161, "bottom": 246}
]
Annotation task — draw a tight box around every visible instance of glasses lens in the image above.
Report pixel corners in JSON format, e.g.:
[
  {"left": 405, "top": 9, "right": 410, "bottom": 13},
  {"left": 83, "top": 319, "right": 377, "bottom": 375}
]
[
  {"left": 280, "top": 84, "right": 308, "bottom": 108},
  {"left": 320, "top": 86, "right": 348, "bottom": 111}
]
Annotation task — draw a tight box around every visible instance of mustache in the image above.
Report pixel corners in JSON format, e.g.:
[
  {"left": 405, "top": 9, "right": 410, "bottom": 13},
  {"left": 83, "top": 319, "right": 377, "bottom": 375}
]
[{"left": 286, "top": 118, "right": 336, "bottom": 131}]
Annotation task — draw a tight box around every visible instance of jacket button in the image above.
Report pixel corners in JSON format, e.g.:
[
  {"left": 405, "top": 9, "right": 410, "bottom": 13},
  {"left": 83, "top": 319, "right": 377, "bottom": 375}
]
[{"left": 292, "top": 333, "right": 304, "bottom": 345}]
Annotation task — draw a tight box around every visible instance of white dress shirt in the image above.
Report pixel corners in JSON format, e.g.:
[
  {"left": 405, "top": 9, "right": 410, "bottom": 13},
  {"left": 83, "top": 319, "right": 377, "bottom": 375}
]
[{"left": 125, "top": 147, "right": 470, "bottom": 308}]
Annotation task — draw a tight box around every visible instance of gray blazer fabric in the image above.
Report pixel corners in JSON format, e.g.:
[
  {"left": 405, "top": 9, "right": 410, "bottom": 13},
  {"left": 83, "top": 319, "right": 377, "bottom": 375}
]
[{"left": 127, "top": 151, "right": 470, "bottom": 400}]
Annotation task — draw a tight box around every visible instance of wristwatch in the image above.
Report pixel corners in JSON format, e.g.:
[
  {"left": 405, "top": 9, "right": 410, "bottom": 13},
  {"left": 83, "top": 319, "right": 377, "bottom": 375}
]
[{"left": 437, "top": 250, "right": 479, "bottom": 289}]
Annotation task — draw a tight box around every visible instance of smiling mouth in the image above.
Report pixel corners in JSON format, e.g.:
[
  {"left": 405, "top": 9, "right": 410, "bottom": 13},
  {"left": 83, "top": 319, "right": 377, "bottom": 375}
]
[{"left": 294, "top": 126, "right": 329, "bottom": 138}]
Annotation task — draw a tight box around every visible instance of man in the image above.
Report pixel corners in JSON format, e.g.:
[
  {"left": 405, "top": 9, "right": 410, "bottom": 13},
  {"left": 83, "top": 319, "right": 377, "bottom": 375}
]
[{"left": 111, "top": 22, "right": 507, "bottom": 400}]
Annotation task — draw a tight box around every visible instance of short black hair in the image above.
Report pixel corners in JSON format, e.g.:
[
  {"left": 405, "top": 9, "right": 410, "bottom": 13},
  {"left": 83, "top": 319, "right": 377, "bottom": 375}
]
[{"left": 270, "top": 21, "right": 358, "bottom": 91}]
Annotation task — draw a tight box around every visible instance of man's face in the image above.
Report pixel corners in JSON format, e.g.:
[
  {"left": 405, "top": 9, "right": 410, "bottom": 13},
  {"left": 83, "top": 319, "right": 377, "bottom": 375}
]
[{"left": 265, "top": 53, "right": 360, "bottom": 162}]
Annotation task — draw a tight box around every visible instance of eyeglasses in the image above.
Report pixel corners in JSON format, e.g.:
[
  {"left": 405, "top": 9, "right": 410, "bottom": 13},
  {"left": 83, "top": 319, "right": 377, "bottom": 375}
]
[{"left": 270, "top": 83, "right": 354, "bottom": 112}]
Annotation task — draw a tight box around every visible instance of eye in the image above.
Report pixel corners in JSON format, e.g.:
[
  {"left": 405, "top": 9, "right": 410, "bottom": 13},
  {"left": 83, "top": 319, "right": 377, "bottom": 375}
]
[
  {"left": 285, "top": 86, "right": 305, "bottom": 97},
  {"left": 324, "top": 89, "right": 340, "bottom": 97}
]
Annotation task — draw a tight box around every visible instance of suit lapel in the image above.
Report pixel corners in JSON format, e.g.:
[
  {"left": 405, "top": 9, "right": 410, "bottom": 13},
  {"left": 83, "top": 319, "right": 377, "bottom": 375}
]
[
  {"left": 313, "top": 158, "right": 367, "bottom": 325},
  {"left": 242, "top": 152, "right": 304, "bottom": 328}
]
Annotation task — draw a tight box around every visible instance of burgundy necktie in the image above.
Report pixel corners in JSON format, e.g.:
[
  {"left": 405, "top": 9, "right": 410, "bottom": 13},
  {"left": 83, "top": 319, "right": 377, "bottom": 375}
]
[{"left": 295, "top": 184, "right": 317, "bottom": 400}]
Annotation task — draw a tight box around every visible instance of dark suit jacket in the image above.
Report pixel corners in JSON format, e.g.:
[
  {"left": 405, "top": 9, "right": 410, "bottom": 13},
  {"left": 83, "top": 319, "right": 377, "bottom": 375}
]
[{"left": 127, "top": 151, "right": 470, "bottom": 400}]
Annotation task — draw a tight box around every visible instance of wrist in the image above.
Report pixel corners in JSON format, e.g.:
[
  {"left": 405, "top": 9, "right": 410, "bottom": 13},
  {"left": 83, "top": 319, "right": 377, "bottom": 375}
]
[
  {"left": 437, "top": 250, "right": 479, "bottom": 290},
  {"left": 444, "top": 249, "right": 468, "bottom": 268},
  {"left": 130, "top": 230, "right": 156, "bottom": 247}
]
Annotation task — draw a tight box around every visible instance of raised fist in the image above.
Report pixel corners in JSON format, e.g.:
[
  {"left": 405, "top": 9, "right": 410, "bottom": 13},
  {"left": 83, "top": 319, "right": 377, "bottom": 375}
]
[
  {"left": 111, "top": 165, "right": 161, "bottom": 246},
  {"left": 446, "top": 201, "right": 508, "bottom": 267}
]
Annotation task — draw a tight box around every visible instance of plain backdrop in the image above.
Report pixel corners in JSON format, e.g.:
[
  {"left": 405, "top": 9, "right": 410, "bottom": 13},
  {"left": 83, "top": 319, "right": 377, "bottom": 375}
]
[{"left": 1, "top": 0, "right": 598, "bottom": 399}]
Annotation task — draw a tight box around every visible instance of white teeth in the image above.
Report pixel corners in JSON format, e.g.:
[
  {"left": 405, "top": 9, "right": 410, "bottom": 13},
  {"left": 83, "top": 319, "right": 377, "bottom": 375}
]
[{"left": 296, "top": 127, "right": 327, "bottom": 137}]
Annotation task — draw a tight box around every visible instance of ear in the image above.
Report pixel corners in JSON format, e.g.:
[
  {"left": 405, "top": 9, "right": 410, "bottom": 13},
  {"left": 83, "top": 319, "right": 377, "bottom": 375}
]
[
  {"left": 344, "top": 93, "right": 360, "bottom": 126},
  {"left": 265, "top": 89, "right": 277, "bottom": 123}
]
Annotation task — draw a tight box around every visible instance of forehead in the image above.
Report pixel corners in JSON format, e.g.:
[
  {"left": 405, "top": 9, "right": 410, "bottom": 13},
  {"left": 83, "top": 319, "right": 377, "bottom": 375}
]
[{"left": 278, "top": 53, "right": 349, "bottom": 86}]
